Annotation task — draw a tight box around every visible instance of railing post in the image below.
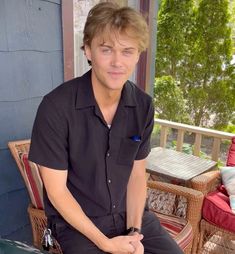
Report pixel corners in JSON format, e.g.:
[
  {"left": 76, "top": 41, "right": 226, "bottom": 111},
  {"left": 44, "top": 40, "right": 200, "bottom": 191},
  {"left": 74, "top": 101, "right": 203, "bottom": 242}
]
[
  {"left": 160, "top": 126, "right": 168, "bottom": 148},
  {"left": 155, "top": 118, "right": 234, "bottom": 162},
  {"left": 212, "top": 138, "right": 221, "bottom": 162},
  {"left": 194, "top": 133, "right": 202, "bottom": 156},
  {"left": 176, "top": 129, "right": 184, "bottom": 152}
]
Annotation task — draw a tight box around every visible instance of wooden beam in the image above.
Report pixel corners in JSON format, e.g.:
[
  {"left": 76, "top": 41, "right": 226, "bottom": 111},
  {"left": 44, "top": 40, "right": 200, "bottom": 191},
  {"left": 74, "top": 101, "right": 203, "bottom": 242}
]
[
  {"left": 62, "top": 0, "right": 74, "bottom": 81},
  {"left": 137, "top": 0, "right": 150, "bottom": 91}
]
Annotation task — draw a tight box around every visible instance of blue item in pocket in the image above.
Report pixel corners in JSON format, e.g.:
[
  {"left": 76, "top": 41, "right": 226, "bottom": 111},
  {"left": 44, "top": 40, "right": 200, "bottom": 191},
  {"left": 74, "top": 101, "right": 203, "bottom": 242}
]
[{"left": 130, "top": 135, "right": 141, "bottom": 142}]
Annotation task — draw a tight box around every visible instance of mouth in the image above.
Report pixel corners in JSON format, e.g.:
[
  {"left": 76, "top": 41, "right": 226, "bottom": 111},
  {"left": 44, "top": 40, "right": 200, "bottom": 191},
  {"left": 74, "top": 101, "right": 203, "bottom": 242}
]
[{"left": 108, "top": 71, "right": 125, "bottom": 78}]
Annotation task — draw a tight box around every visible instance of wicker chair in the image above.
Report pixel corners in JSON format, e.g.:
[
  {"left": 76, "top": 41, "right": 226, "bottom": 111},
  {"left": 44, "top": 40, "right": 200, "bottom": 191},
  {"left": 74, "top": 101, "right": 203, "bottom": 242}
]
[
  {"left": 8, "top": 139, "right": 204, "bottom": 254},
  {"left": 192, "top": 170, "right": 221, "bottom": 253},
  {"left": 8, "top": 139, "right": 62, "bottom": 254},
  {"left": 191, "top": 170, "right": 235, "bottom": 253},
  {"left": 192, "top": 136, "right": 235, "bottom": 253},
  {"left": 147, "top": 180, "right": 204, "bottom": 254}
]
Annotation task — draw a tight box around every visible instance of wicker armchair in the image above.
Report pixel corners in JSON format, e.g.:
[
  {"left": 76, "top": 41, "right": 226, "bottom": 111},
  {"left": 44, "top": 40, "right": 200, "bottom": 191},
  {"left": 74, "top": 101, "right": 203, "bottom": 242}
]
[
  {"left": 149, "top": 172, "right": 210, "bottom": 253},
  {"left": 192, "top": 171, "right": 235, "bottom": 253},
  {"left": 192, "top": 135, "right": 235, "bottom": 253},
  {"left": 8, "top": 140, "right": 62, "bottom": 254},
  {"left": 147, "top": 180, "right": 204, "bottom": 254},
  {"left": 8, "top": 139, "right": 204, "bottom": 254},
  {"left": 191, "top": 170, "right": 221, "bottom": 196}
]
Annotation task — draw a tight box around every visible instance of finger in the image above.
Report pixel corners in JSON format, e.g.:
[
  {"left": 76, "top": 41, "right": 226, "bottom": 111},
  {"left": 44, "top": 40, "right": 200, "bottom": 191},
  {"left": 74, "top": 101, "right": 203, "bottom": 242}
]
[
  {"left": 131, "top": 242, "right": 144, "bottom": 254},
  {"left": 126, "top": 243, "right": 135, "bottom": 253},
  {"left": 128, "top": 234, "right": 144, "bottom": 241}
]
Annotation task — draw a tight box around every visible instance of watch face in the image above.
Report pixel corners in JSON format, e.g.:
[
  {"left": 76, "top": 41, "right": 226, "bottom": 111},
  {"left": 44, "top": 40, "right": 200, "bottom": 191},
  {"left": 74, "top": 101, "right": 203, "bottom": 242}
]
[{"left": 126, "top": 227, "right": 141, "bottom": 235}]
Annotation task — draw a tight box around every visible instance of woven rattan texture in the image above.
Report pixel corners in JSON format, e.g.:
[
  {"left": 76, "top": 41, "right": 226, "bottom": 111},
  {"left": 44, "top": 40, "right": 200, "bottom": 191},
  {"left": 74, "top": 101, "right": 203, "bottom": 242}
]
[
  {"left": 198, "top": 219, "right": 235, "bottom": 254},
  {"left": 8, "top": 140, "right": 62, "bottom": 254}
]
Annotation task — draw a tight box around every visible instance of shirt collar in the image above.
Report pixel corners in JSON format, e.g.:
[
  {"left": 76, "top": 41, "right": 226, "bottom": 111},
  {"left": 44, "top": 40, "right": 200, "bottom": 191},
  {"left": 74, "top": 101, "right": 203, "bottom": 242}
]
[
  {"left": 75, "top": 69, "right": 137, "bottom": 109},
  {"left": 121, "top": 81, "right": 137, "bottom": 107},
  {"left": 75, "top": 70, "right": 96, "bottom": 109}
]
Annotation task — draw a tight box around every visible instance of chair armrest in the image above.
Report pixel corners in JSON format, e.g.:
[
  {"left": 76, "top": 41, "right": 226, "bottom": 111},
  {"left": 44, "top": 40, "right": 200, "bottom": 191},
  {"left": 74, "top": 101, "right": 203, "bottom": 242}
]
[
  {"left": 190, "top": 170, "right": 221, "bottom": 195},
  {"left": 28, "top": 205, "right": 62, "bottom": 253},
  {"left": 147, "top": 180, "right": 204, "bottom": 238}
]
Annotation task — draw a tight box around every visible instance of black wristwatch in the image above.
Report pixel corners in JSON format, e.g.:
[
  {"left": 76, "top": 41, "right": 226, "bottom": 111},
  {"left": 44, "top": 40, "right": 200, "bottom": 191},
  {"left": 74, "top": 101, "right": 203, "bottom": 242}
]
[{"left": 126, "top": 227, "right": 141, "bottom": 235}]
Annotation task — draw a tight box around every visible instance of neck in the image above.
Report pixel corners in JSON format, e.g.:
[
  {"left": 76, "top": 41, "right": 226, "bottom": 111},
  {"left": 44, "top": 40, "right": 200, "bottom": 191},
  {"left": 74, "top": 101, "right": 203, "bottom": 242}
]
[
  {"left": 91, "top": 73, "right": 123, "bottom": 125},
  {"left": 95, "top": 89, "right": 121, "bottom": 108},
  {"left": 91, "top": 77, "right": 122, "bottom": 108}
]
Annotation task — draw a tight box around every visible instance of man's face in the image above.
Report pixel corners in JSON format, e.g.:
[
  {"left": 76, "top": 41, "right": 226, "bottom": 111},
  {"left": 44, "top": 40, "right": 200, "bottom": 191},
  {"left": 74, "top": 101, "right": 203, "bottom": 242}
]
[{"left": 85, "top": 32, "right": 140, "bottom": 92}]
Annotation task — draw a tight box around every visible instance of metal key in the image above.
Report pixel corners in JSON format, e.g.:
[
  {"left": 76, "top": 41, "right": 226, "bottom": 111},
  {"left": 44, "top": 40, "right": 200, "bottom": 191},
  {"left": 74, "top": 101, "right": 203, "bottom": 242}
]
[{"left": 42, "top": 228, "right": 54, "bottom": 251}]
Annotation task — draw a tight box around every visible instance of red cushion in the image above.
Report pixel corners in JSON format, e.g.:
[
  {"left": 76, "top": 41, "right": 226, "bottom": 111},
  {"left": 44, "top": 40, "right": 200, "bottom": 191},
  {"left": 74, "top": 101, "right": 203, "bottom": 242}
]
[
  {"left": 202, "top": 190, "right": 235, "bottom": 233},
  {"left": 217, "top": 184, "right": 228, "bottom": 196},
  {"left": 20, "top": 153, "right": 44, "bottom": 209},
  {"left": 155, "top": 212, "right": 193, "bottom": 250},
  {"left": 226, "top": 136, "right": 235, "bottom": 166}
]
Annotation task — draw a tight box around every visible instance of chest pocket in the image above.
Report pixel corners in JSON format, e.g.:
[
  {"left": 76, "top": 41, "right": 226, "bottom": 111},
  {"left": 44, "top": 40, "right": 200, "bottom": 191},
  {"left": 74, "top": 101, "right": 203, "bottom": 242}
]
[{"left": 117, "top": 138, "right": 141, "bottom": 166}]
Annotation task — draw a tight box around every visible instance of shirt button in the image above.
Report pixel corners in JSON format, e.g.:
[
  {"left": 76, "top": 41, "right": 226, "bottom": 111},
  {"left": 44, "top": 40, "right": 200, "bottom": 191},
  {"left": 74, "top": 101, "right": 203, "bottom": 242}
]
[
  {"left": 107, "top": 152, "right": 110, "bottom": 157},
  {"left": 113, "top": 205, "right": 116, "bottom": 209},
  {"left": 108, "top": 179, "right": 112, "bottom": 184}
]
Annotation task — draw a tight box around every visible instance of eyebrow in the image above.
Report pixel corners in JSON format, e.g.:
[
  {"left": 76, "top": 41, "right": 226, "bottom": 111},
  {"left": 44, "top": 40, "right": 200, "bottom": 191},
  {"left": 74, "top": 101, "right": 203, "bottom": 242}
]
[
  {"left": 99, "top": 44, "right": 112, "bottom": 48},
  {"left": 99, "top": 44, "right": 136, "bottom": 51}
]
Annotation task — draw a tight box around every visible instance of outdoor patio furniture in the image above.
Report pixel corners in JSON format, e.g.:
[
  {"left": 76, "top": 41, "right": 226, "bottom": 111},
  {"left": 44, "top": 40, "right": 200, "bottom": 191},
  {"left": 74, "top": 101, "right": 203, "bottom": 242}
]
[
  {"left": 8, "top": 140, "right": 62, "bottom": 254},
  {"left": 198, "top": 192, "right": 235, "bottom": 253},
  {"left": 147, "top": 147, "right": 216, "bottom": 253},
  {"left": 146, "top": 147, "right": 217, "bottom": 187},
  {"left": 8, "top": 139, "right": 204, "bottom": 254},
  {"left": 196, "top": 137, "right": 235, "bottom": 253},
  {"left": 147, "top": 180, "right": 204, "bottom": 254}
]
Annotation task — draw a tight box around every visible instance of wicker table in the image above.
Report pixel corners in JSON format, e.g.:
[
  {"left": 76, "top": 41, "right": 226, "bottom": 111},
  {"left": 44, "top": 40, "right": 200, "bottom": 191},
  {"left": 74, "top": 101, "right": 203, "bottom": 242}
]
[{"left": 146, "top": 147, "right": 217, "bottom": 186}]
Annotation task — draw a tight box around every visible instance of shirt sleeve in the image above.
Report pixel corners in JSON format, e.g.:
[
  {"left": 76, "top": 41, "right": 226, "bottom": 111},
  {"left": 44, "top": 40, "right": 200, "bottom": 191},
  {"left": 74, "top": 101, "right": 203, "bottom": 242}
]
[
  {"left": 135, "top": 100, "right": 154, "bottom": 160},
  {"left": 28, "top": 96, "right": 69, "bottom": 170}
]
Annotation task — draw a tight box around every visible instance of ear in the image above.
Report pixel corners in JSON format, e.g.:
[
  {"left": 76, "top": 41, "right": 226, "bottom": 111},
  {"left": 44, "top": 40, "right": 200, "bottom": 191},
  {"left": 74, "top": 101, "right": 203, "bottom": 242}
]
[
  {"left": 84, "top": 44, "right": 91, "bottom": 61},
  {"left": 133, "top": 52, "right": 140, "bottom": 65},
  {"left": 136, "top": 53, "right": 140, "bottom": 63}
]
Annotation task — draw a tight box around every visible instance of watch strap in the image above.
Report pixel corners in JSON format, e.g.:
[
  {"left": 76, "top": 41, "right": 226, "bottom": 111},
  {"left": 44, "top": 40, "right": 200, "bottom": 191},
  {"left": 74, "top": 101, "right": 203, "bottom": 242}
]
[{"left": 125, "top": 227, "right": 141, "bottom": 235}]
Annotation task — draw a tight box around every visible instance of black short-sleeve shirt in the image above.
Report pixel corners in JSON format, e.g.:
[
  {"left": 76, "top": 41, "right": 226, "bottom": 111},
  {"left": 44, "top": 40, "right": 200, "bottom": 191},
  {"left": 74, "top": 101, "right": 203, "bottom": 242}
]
[{"left": 29, "top": 70, "right": 154, "bottom": 220}]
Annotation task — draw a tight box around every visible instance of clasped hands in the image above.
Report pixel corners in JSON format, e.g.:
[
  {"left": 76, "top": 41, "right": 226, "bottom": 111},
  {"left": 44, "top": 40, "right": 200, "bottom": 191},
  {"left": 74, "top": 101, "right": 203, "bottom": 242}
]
[{"left": 108, "top": 232, "right": 144, "bottom": 254}]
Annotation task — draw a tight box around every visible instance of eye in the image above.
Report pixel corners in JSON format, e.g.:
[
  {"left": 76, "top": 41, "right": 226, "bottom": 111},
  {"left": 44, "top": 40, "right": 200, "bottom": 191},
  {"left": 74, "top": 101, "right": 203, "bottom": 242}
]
[
  {"left": 123, "top": 50, "right": 134, "bottom": 56},
  {"left": 101, "top": 47, "right": 112, "bottom": 54}
]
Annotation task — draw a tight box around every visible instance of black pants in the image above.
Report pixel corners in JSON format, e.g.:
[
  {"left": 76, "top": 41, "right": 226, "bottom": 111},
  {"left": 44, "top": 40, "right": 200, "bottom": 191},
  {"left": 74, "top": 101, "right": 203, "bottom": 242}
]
[{"left": 51, "top": 210, "right": 183, "bottom": 254}]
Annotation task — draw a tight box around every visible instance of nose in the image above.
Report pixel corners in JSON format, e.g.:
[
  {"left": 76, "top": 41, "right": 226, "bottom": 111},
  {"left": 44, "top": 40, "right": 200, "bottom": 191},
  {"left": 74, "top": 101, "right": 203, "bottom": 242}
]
[{"left": 111, "top": 52, "right": 122, "bottom": 67}]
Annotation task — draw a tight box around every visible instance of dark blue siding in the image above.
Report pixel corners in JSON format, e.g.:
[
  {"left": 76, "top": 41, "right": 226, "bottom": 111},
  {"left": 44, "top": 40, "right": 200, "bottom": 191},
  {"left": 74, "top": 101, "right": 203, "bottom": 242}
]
[{"left": 0, "top": 0, "right": 63, "bottom": 243}]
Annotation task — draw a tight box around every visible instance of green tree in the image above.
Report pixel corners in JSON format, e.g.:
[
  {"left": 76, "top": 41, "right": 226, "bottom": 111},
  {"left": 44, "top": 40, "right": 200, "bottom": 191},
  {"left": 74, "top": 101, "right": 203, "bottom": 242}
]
[
  {"left": 154, "top": 76, "right": 189, "bottom": 122},
  {"left": 156, "top": 0, "right": 235, "bottom": 128},
  {"left": 186, "top": 0, "right": 234, "bottom": 126},
  {"left": 156, "top": 0, "right": 195, "bottom": 79},
  {"left": 230, "top": 0, "right": 235, "bottom": 52}
]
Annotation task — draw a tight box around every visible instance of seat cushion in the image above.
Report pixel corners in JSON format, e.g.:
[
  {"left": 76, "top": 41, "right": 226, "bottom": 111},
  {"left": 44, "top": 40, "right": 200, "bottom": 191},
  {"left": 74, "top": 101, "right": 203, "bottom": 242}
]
[
  {"left": 220, "top": 166, "right": 235, "bottom": 213},
  {"left": 154, "top": 212, "right": 193, "bottom": 250},
  {"left": 19, "top": 153, "right": 44, "bottom": 209},
  {"left": 147, "top": 188, "right": 187, "bottom": 218},
  {"left": 202, "top": 190, "right": 235, "bottom": 233}
]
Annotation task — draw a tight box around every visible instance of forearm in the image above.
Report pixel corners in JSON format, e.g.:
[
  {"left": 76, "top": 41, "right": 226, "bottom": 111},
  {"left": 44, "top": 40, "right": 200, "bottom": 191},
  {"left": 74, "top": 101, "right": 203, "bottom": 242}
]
[
  {"left": 40, "top": 167, "right": 144, "bottom": 253},
  {"left": 47, "top": 187, "right": 109, "bottom": 251},
  {"left": 126, "top": 160, "right": 147, "bottom": 230}
]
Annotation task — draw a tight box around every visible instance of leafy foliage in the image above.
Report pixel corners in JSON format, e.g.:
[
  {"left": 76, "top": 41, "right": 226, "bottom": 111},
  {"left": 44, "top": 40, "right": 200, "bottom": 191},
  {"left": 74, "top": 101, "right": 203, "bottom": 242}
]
[
  {"left": 154, "top": 76, "right": 190, "bottom": 122},
  {"left": 155, "top": 0, "right": 235, "bottom": 129}
]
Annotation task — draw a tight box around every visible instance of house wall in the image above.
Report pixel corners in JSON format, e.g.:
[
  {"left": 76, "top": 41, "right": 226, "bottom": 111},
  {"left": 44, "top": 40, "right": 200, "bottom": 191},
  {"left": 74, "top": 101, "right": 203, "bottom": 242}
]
[{"left": 0, "top": 0, "right": 63, "bottom": 243}]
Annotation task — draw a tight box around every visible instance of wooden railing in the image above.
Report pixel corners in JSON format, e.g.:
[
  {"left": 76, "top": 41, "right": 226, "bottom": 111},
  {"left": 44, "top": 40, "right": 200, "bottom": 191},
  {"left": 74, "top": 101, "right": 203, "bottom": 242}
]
[{"left": 155, "top": 119, "right": 234, "bottom": 162}]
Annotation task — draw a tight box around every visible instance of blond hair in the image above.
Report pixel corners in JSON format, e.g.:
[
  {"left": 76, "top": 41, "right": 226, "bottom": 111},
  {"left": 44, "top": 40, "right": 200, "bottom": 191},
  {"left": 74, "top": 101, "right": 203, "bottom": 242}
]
[{"left": 81, "top": 2, "right": 149, "bottom": 53}]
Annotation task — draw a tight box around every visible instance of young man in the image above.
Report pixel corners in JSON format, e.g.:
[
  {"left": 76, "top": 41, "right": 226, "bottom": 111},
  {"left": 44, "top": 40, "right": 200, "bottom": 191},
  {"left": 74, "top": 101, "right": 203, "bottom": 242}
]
[{"left": 29, "top": 2, "right": 183, "bottom": 254}]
